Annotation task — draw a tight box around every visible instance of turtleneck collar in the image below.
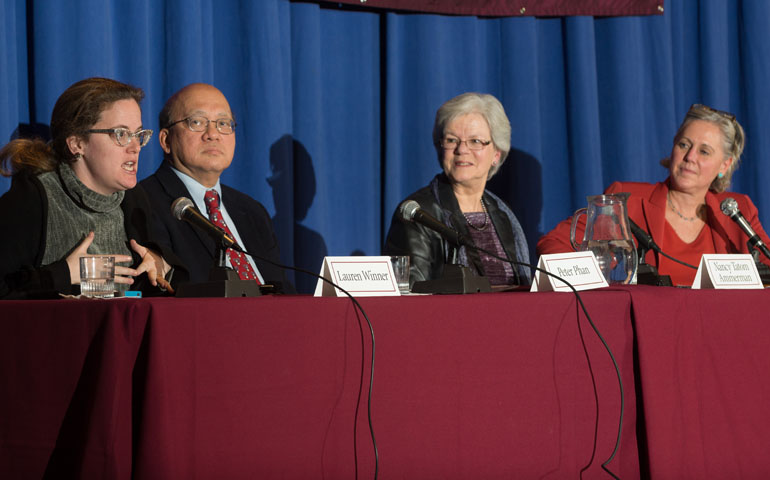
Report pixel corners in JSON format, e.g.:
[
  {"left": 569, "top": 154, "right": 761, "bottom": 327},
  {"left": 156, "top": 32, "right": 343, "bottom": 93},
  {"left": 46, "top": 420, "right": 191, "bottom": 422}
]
[{"left": 58, "top": 162, "right": 125, "bottom": 213}]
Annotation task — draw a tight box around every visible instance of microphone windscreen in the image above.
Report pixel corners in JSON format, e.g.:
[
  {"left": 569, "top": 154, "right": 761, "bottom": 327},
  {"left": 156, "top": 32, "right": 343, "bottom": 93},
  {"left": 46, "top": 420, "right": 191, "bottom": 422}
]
[
  {"left": 720, "top": 197, "right": 738, "bottom": 217},
  {"left": 400, "top": 200, "right": 420, "bottom": 222},
  {"left": 171, "top": 197, "right": 195, "bottom": 220}
]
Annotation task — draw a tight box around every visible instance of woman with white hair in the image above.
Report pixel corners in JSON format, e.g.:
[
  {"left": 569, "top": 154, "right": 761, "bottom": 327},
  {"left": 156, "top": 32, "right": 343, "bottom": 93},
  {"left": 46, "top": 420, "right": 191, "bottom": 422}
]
[{"left": 384, "top": 92, "right": 530, "bottom": 287}]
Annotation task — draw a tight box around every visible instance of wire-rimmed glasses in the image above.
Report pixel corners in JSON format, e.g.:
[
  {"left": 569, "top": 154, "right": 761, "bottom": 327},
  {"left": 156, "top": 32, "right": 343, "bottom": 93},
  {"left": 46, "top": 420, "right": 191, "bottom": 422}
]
[
  {"left": 164, "top": 116, "right": 236, "bottom": 134},
  {"left": 439, "top": 136, "right": 492, "bottom": 151}
]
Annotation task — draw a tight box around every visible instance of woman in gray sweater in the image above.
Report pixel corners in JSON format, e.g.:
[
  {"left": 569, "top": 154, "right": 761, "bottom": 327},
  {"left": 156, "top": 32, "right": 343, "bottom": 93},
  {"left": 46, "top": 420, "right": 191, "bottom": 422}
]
[{"left": 0, "top": 77, "right": 183, "bottom": 299}]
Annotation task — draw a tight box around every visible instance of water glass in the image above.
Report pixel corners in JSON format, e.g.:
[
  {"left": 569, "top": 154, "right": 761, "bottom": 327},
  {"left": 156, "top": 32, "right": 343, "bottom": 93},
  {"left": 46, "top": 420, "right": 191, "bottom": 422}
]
[
  {"left": 80, "top": 256, "right": 116, "bottom": 298},
  {"left": 390, "top": 256, "right": 410, "bottom": 294}
]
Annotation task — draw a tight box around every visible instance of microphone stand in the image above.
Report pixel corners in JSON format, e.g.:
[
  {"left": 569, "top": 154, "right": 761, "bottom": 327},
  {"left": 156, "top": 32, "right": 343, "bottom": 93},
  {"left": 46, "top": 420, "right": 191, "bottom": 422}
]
[
  {"left": 748, "top": 240, "right": 770, "bottom": 285},
  {"left": 750, "top": 244, "right": 760, "bottom": 263},
  {"left": 634, "top": 243, "right": 673, "bottom": 287},
  {"left": 410, "top": 237, "right": 492, "bottom": 294},
  {"left": 176, "top": 241, "right": 262, "bottom": 298},
  {"left": 411, "top": 263, "right": 492, "bottom": 294},
  {"left": 628, "top": 219, "right": 674, "bottom": 286}
]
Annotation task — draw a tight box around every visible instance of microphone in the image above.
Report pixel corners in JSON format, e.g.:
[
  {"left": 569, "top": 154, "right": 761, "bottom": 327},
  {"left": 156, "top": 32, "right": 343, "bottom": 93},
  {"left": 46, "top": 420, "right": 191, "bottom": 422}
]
[
  {"left": 720, "top": 197, "right": 770, "bottom": 261},
  {"left": 171, "top": 197, "right": 241, "bottom": 251},
  {"left": 399, "top": 200, "right": 473, "bottom": 247},
  {"left": 628, "top": 219, "right": 660, "bottom": 254},
  {"left": 627, "top": 218, "right": 674, "bottom": 286}
]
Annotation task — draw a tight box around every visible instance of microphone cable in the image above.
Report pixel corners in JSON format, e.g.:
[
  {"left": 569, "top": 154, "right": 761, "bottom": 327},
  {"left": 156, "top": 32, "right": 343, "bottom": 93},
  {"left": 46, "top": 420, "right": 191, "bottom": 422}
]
[
  {"left": 654, "top": 249, "right": 697, "bottom": 270},
  {"left": 235, "top": 249, "right": 379, "bottom": 480},
  {"left": 469, "top": 245, "right": 625, "bottom": 480},
  {"left": 399, "top": 199, "right": 623, "bottom": 477},
  {"left": 628, "top": 219, "right": 698, "bottom": 271},
  {"left": 169, "top": 196, "right": 377, "bottom": 478},
  {"left": 636, "top": 198, "right": 770, "bottom": 271}
]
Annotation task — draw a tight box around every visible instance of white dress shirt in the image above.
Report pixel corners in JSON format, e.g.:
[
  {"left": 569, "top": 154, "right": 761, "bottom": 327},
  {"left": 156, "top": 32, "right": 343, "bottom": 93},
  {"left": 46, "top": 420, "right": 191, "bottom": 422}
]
[{"left": 171, "top": 167, "right": 265, "bottom": 283}]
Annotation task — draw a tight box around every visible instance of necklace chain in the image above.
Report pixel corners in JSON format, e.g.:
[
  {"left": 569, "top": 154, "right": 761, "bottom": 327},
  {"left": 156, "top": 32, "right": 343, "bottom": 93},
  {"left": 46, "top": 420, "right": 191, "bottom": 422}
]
[
  {"left": 464, "top": 201, "right": 489, "bottom": 231},
  {"left": 667, "top": 192, "right": 699, "bottom": 222}
]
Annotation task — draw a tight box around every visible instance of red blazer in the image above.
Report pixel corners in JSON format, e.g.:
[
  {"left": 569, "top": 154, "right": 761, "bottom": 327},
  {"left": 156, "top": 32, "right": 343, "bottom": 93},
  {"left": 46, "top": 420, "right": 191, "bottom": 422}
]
[{"left": 537, "top": 180, "right": 770, "bottom": 285}]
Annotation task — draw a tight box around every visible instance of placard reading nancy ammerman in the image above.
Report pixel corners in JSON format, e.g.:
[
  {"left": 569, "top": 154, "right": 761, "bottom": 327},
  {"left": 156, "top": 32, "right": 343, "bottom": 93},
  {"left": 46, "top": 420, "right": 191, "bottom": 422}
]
[{"left": 691, "top": 254, "right": 763, "bottom": 289}]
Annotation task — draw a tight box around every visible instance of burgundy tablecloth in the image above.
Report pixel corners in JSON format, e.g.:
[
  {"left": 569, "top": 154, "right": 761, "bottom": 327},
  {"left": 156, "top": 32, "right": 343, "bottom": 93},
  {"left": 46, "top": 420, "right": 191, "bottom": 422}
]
[
  {"left": 0, "top": 299, "right": 149, "bottom": 478},
  {"left": 1, "top": 291, "right": 638, "bottom": 479},
  {"left": 629, "top": 286, "right": 770, "bottom": 479}
]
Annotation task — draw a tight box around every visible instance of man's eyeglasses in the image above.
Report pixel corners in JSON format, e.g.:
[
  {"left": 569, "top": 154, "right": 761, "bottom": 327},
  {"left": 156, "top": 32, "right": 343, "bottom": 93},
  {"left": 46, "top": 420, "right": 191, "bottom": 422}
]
[
  {"left": 439, "top": 136, "right": 492, "bottom": 151},
  {"left": 87, "top": 128, "right": 153, "bottom": 147},
  {"left": 165, "top": 116, "right": 236, "bottom": 135},
  {"left": 690, "top": 103, "right": 736, "bottom": 122}
]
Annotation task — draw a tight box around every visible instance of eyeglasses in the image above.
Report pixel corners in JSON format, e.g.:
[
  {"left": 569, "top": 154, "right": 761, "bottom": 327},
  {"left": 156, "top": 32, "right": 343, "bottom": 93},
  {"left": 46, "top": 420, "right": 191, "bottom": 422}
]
[
  {"left": 690, "top": 104, "right": 736, "bottom": 122},
  {"left": 439, "top": 136, "right": 492, "bottom": 151},
  {"left": 165, "top": 116, "right": 236, "bottom": 135},
  {"left": 87, "top": 128, "right": 153, "bottom": 147}
]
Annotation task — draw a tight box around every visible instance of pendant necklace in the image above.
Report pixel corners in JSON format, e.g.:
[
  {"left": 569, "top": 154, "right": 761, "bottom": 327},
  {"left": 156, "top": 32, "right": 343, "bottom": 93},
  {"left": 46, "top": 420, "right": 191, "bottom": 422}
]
[{"left": 667, "top": 192, "right": 698, "bottom": 222}]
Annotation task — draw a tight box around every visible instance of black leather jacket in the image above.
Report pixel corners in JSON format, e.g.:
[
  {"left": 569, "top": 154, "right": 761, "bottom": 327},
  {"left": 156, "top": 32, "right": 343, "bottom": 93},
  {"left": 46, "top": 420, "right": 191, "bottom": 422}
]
[{"left": 383, "top": 174, "right": 529, "bottom": 286}]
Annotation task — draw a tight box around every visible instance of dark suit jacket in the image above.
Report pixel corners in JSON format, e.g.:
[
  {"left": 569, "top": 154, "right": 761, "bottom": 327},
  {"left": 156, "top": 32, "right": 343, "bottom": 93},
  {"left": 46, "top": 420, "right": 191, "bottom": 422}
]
[{"left": 140, "top": 162, "right": 294, "bottom": 293}]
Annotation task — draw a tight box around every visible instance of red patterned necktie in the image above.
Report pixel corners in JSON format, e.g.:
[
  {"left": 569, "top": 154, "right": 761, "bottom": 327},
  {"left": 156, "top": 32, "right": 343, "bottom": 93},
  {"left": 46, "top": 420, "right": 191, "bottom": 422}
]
[{"left": 204, "top": 190, "right": 261, "bottom": 283}]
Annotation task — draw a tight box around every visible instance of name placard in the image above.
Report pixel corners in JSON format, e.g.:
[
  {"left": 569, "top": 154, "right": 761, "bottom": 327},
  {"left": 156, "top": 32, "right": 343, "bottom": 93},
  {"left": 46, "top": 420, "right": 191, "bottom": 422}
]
[
  {"left": 530, "top": 251, "right": 609, "bottom": 292},
  {"left": 313, "top": 256, "right": 400, "bottom": 297},
  {"left": 691, "top": 254, "right": 763, "bottom": 289}
]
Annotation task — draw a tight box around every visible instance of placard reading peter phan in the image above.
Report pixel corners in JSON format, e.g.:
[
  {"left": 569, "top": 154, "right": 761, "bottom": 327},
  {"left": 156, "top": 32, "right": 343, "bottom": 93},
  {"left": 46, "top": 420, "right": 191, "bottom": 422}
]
[
  {"left": 314, "top": 256, "right": 400, "bottom": 297},
  {"left": 691, "top": 254, "right": 763, "bottom": 289},
  {"left": 531, "top": 251, "right": 608, "bottom": 292}
]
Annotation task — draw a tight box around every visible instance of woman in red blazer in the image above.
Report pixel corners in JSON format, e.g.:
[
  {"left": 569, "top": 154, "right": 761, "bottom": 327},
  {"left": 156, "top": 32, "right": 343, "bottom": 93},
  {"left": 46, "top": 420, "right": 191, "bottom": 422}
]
[{"left": 538, "top": 104, "right": 770, "bottom": 286}]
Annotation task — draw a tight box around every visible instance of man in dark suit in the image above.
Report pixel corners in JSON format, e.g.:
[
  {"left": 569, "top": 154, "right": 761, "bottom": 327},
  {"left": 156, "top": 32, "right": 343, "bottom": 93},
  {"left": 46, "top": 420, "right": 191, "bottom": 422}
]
[{"left": 140, "top": 83, "right": 293, "bottom": 292}]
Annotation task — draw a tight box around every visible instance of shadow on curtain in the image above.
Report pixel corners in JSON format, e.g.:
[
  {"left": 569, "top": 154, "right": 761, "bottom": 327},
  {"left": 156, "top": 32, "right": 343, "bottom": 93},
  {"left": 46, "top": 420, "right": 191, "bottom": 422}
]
[
  {"left": 487, "top": 148, "right": 543, "bottom": 263},
  {"left": 268, "top": 135, "right": 328, "bottom": 293}
]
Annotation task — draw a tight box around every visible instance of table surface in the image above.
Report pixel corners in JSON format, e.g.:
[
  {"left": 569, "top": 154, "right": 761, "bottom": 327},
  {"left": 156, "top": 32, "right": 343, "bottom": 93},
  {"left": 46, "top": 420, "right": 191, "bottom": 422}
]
[{"left": 1, "top": 286, "right": 769, "bottom": 479}]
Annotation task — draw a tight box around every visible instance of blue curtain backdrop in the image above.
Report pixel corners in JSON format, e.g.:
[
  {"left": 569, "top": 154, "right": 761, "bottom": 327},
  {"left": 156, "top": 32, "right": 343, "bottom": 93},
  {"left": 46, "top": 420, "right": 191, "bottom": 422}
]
[{"left": 2, "top": 0, "right": 770, "bottom": 292}]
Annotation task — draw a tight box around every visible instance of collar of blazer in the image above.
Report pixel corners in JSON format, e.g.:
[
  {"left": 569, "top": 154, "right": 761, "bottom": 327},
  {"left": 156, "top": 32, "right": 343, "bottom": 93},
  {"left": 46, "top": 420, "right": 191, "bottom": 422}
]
[{"left": 639, "top": 178, "right": 745, "bottom": 256}]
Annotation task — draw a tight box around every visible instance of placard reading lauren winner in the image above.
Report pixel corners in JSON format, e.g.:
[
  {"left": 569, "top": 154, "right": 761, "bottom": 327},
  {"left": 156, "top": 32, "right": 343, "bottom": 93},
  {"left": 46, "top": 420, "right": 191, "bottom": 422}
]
[{"left": 314, "top": 256, "right": 399, "bottom": 297}]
